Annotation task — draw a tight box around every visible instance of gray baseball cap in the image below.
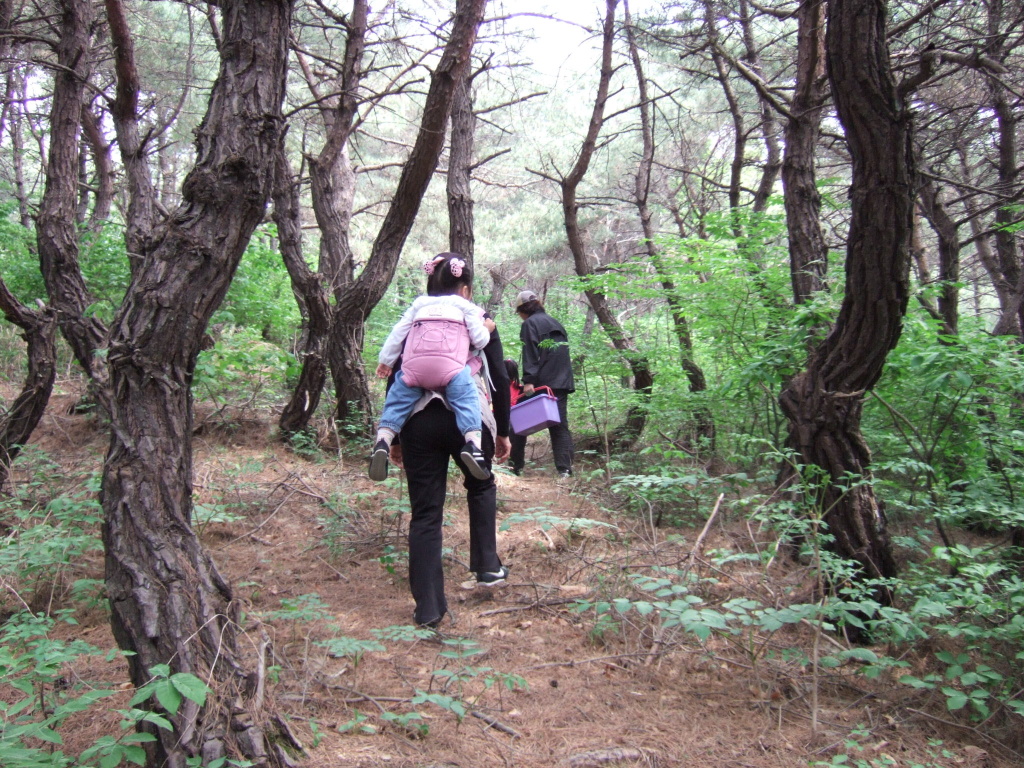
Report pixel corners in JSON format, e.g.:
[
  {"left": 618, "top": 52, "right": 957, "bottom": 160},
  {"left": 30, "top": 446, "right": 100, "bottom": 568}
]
[{"left": 516, "top": 289, "right": 538, "bottom": 309}]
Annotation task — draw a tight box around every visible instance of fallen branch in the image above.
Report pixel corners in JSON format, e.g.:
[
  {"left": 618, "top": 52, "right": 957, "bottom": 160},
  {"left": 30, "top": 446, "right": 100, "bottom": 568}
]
[
  {"left": 688, "top": 492, "right": 724, "bottom": 562},
  {"left": 470, "top": 708, "right": 521, "bottom": 737},
  {"left": 479, "top": 597, "right": 578, "bottom": 616},
  {"left": 567, "top": 746, "right": 656, "bottom": 767}
]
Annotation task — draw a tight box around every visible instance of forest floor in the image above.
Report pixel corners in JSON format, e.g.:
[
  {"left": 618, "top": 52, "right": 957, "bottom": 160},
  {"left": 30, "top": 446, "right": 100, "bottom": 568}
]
[{"left": 9, "top": 382, "right": 1021, "bottom": 768}]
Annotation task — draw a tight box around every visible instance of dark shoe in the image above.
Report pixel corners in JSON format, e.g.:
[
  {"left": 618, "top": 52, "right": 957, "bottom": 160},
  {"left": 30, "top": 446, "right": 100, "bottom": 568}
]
[
  {"left": 459, "top": 441, "right": 490, "bottom": 480},
  {"left": 368, "top": 439, "right": 390, "bottom": 481},
  {"left": 510, "top": 466, "right": 523, "bottom": 476},
  {"left": 476, "top": 565, "right": 509, "bottom": 587}
]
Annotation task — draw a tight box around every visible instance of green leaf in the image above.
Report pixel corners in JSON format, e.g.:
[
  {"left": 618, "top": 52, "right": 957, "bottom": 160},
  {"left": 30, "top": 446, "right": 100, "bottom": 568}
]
[
  {"left": 154, "top": 680, "right": 183, "bottom": 713},
  {"left": 941, "top": 688, "right": 968, "bottom": 711},
  {"left": 840, "top": 648, "right": 878, "bottom": 664},
  {"left": 170, "top": 673, "right": 209, "bottom": 706},
  {"left": 124, "top": 745, "right": 148, "bottom": 766},
  {"left": 899, "top": 675, "right": 937, "bottom": 690},
  {"left": 28, "top": 724, "right": 63, "bottom": 744}
]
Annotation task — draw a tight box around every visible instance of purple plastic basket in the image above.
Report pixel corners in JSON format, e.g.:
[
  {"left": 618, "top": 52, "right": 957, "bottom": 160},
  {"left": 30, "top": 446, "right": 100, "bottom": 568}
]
[{"left": 510, "top": 387, "right": 560, "bottom": 436}]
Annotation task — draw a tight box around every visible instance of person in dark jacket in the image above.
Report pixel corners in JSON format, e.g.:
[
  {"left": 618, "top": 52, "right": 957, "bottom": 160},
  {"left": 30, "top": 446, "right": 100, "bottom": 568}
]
[{"left": 511, "top": 290, "right": 575, "bottom": 478}]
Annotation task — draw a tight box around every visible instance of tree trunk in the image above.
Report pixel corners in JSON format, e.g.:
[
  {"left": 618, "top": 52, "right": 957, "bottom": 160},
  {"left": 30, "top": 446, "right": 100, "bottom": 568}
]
[
  {"left": 280, "top": 0, "right": 366, "bottom": 438},
  {"left": 328, "top": 0, "right": 487, "bottom": 428},
  {"left": 781, "top": 0, "right": 828, "bottom": 305},
  {"left": 105, "top": 0, "right": 157, "bottom": 276},
  {"left": 702, "top": 0, "right": 745, "bottom": 219},
  {"left": 11, "top": 79, "right": 31, "bottom": 229},
  {"left": 81, "top": 104, "right": 115, "bottom": 228},
  {"left": 916, "top": 172, "right": 959, "bottom": 336},
  {"left": 739, "top": 0, "right": 782, "bottom": 214},
  {"left": 778, "top": 0, "right": 914, "bottom": 598},
  {"left": 274, "top": 146, "right": 332, "bottom": 437},
  {"left": 990, "top": 75, "right": 1021, "bottom": 338},
  {"left": 625, "top": 1, "right": 710, "bottom": 444},
  {"left": 36, "top": 0, "right": 109, "bottom": 403},
  {"left": 560, "top": 0, "right": 653, "bottom": 446},
  {"left": 0, "top": 278, "right": 56, "bottom": 489},
  {"left": 447, "top": 70, "right": 475, "bottom": 262},
  {"left": 101, "top": 3, "right": 292, "bottom": 766}
]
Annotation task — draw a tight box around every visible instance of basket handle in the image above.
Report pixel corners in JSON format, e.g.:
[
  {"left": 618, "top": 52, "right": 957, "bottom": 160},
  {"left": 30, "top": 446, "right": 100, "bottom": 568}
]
[{"left": 528, "top": 385, "right": 555, "bottom": 398}]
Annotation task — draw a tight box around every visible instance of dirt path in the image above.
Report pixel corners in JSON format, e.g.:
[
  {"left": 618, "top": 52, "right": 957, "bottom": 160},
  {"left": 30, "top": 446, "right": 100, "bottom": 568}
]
[{"left": 14, "top": 395, "right": 1014, "bottom": 768}]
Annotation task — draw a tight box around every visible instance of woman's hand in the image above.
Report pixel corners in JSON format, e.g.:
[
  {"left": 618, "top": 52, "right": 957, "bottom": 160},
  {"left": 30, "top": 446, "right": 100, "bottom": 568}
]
[
  {"left": 376, "top": 363, "right": 392, "bottom": 379},
  {"left": 483, "top": 317, "right": 496, "bottom": 333},
  {"left": 494, "top": 436, "right": 511, "bottom": 462},
  {"left": 522, "top": 384, "right": 535, "bottom": 397},
  {"left": 389, "top": 442, "right": 404, "bottom": 469}
]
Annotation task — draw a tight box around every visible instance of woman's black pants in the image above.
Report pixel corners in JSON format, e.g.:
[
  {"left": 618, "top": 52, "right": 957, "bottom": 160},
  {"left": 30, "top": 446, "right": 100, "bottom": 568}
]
[{"left": 401, "top": 400, "right": 502, "bottom": 626}]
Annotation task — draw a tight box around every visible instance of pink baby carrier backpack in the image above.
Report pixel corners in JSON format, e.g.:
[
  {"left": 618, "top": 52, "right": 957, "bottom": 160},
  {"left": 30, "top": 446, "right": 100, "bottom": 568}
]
[{"left": 401, "top": 303, "right": 482, "bottom": 389}]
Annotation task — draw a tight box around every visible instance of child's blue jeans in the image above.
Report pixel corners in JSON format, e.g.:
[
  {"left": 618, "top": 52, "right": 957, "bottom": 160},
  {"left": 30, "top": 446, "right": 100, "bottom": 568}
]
[{"left": 379, "top": 366, "right": 480, "bottom": 438}]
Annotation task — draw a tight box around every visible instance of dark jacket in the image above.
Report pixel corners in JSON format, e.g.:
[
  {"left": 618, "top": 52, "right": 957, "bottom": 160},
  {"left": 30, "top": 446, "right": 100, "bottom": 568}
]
[{"left": 520, "top": 311, "right": 575, "bottom": 393}]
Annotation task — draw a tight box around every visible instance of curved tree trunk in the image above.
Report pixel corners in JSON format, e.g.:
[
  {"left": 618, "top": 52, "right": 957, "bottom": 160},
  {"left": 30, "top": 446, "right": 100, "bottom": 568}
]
[
  {"left": 36, "top": 0, "right": 109, "bottom": 405},
  {"left": 0, "top": 278, "right": 56, "bottom": 490},
  {"left": 81, "top": 104, "right": 115, "bottom": 229},
  {"left": 916, "top": 172, "right": 959, "bottom": 336},
  {"left": 105, "top": 0, "right": 157, "bottom": 277},
  {"left": 560, "top": 0, "right": 653, "bottom": 446},
  {"left": 781, "top": 0, "right": 828, "bottom": 306},
  {"left": 274, "top": 147, "right": 332, "bottom": 438},
  {"left": 329, "top": 0, "right": 487, "bottom": 428},
  {"left": 101, "top": 3, "right": 292, "bottom": 766},
  {"left": 700, "top": 0, "right": 744, "bottom": 219},
  {"left": 778, "top": 0, "right": 914, "bottom": 597},
  {"left": 278, "top": 0, "right": 366, "bottom": 438}
]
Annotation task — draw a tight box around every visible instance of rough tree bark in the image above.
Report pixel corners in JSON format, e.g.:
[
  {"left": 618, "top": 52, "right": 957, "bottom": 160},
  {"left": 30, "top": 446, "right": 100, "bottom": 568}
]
[
  {"left": 100, "top": 3, "right": 293, "bottom": 766},
  {"left": 80, "top": 104, "right": 115, "bottom": 228},
  {"left": 274, "top": 145, "right": 333, "bottom": 437},
  {"left": 0, "top": 279, "right": 56, "bottom": 489},
  {"left": 277, "top": 0, "right": 366, "bottom": 438},
  {"left": 447, "top": 68, "right": 475, "bottom": 262},
  {"left": 781, "top": 0, "right": 829, "bottom": 305},
  {"left": 916, "top": 172, "right": 959, "bottom": 336},
  {"left": 328, "top": 0, "right": 487, "bottom": 428},
  {"left": 557, "top": 0, "right": 653, "bottom": 445},
  {"left": 778, "top": 0, "right": 915, "bottom": 596},
  {"left": 36, "top": 0, "right": 109, "bottom": 404},
  {"left": 105, "top": 0, "right": 158, "bottom": 276}
]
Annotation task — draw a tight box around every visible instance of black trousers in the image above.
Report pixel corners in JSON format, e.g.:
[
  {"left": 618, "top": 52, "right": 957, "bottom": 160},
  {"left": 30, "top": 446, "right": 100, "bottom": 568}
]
[
  {"left": 510, "top": 389, "right": 573, "bottom": 475},
  {"left": 401, "top": 400, "right": 502, "bottom": 626}
]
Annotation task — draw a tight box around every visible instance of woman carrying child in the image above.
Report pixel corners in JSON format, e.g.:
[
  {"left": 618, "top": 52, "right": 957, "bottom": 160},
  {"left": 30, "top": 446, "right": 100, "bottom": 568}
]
[
  {"left": 369, "top": 254, "right": 492, "bottom": 481},
  {"left": 377, "top": 253, "right": 511, "bottom": 629}
]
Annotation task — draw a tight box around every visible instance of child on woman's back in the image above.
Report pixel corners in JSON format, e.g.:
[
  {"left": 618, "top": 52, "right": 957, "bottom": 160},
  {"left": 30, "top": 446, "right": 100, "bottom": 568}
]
[{"left": 369, "top": 253, "right": 492, "bottom": 482}]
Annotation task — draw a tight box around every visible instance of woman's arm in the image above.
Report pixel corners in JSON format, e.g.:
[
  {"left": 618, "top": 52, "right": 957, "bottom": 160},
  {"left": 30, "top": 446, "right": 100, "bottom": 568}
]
[
  {"left": 378, "top": 303, "right": 417, "bottom": 366},
  {"left": 459, "top": 298, "right": 491, "bottom": 349},
  {"left": 483, "top": 321, "right": 511, "bottom": 438}
]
